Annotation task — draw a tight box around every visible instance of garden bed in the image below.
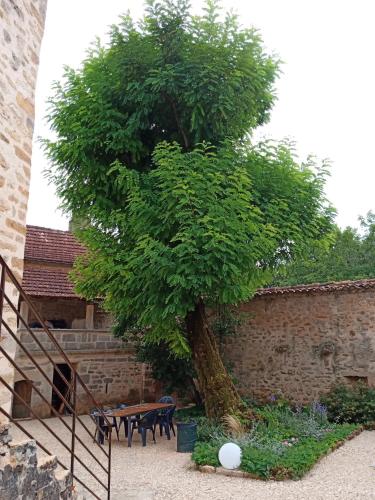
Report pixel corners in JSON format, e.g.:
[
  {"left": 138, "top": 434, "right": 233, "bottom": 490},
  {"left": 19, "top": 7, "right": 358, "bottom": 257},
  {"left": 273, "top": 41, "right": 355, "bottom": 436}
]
[
  {"left": 193, "top": 425, "right": 361, "bottom": 480},
  {"left": 187, "top": 402, "right": 362, "bottom": 480}
]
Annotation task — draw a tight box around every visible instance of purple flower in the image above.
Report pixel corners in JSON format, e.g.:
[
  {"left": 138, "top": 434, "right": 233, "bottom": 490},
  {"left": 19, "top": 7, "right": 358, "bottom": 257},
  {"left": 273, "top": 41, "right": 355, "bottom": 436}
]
[{"left": 312, "top": 401, "right": 327, "bottom": 416}]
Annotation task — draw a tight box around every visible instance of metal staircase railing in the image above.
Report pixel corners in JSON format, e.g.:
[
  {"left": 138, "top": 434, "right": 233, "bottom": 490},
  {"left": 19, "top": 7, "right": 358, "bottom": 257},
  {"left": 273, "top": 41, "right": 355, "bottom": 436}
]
[{"left": 0, "top": 255, "right": 112, "bottom": 499}]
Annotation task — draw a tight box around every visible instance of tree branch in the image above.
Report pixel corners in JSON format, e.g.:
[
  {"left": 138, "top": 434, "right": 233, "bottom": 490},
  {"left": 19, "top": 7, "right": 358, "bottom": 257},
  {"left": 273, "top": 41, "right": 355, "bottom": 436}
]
[{"left": 166, "top": 94, "right": 190, "bottom": 149}]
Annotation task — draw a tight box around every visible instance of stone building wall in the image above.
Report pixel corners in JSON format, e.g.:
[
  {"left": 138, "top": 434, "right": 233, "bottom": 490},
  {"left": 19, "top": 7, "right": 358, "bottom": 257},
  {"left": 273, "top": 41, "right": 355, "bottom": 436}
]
[
  {"left": 0, "top": 0, "right": 48, "bottom": 420},
  {"left": 224, "top": 287, "right": 375, "bottom": 403},
  {"left": 0, "top": 3, "right": 78, "bottom": 497},
  {"left": 15, "top": 285, "right": 375, "bottom": 417},
  {"left": 15, "top": 329, "right": 157, "bottom": 417}
]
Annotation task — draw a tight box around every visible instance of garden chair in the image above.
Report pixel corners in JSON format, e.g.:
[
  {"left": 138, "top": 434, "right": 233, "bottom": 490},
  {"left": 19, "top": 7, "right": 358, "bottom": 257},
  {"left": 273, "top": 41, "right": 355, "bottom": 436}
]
[
  {"left": 116, "top": 403, "right": 129, "bottom": 438},
  {"left": 131, "top": 409, "right": 158, "bottom": 446},
  {"left": 90, "top": 407, "right": 120, "bottom": 444},
  {"left": 158, "top": 405, "right": 176, "bottom": 439},
  {"left": 158, "top": 395, "right": 174, "bottom": 404},
  {"left": 116, "top": 403, "right": 141, "bottom": 438},
  {"left": 156, "top": 396, "right": 176, "bottom": 437}
]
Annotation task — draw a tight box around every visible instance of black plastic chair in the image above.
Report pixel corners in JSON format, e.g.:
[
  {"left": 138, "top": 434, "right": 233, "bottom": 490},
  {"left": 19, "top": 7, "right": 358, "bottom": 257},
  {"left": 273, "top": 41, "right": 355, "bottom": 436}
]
[
  {"left": 90, "top": 408, "right": 119, "bottom": 444},
  {"left": 157, "top": 396, "right": 175, "bottom": 437},
  {"left": 131, "top": 410, "right": 158, "bottom": 446},
  {"left": 158, "top": 405, "right": 176, "bottom": 439},
  {"left": 158, "top": 395, "right": 174, "bottom": 404},
  {"left": 116, "top": 403, "right": 140, "bottom": 438},
  {"left": 116, "top": 403, "right": 127, "bottom": 438}
]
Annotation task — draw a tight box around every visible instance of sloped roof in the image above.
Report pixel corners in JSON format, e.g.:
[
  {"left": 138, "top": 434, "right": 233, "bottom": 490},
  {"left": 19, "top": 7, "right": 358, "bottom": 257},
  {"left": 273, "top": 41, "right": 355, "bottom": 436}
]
[
  {"left": 22, "top": 267, "right": 77, "bottom": 298},
  {"left": 255, "top": 279, "right": 375, "bottom": 297},
  {"left": 24, "top": 225, "right": 85, "bottom": 265},
  {"left": 22, "top": 225, "right": 375, "bottom": 299}
]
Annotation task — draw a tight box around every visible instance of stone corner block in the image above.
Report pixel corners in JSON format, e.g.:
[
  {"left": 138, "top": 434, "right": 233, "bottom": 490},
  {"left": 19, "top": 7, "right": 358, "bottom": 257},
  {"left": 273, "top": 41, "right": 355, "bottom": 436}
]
[
  {"left": 9, "top": 439, "right": 37, "bottom": 464},
  {"left": 199, "top": 465, "right": 216, "bottom": 474},
  {"left": 241, "top": 471, "right": 258, "bottom": 479},
  {"left": 0, "top": 424, "right": 11, "bottom": 445},
  {"left": 216, "top": 467, "right": 244, "bottom": 477},
  {"left": 55, "top": 469, "right": 73, "bottom": 496},
  {"left": 38, "top": 454, "right": 57, "bottom": 471}
]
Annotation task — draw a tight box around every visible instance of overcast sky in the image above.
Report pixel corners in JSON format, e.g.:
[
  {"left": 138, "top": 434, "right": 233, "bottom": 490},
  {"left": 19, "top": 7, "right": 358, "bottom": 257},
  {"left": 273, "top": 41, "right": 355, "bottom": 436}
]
[{"left": 28, "top": 0, "right": 375, "bottom": 230}]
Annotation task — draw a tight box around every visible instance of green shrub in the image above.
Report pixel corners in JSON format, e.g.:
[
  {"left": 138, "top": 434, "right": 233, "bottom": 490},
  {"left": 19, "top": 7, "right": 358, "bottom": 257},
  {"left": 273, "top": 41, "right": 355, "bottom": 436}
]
[
  {"left": 175, "top": 407, "right": 226, "bottom": 443},
  {"left": 255, "top": 402, "right": 332, "bottom": 441},
  {"left": 175, "top": 405, "right": 205, "bottom": 421},
  {"left": 195, "top": 417, "right": 226, "bottom": 443},
  {"left": 270, "top": 424, "right": 358, "bottom": 479},
  {"left": 241, "top": 447, "right": 278, "bottom": 478},
  {"left": 192, "top": 442, "right": 220, "bottom": 467},
  {"left": 191, "top": 399, "right": 361, "bottom": 480},
  {"left": 193, "top": 424, "right": 358, "bottom": 479},
  {"left": 321, "top": 383, "right": 375, "bottom": 424},
  {"left": 241, "top": 423, "right": 358, "bottom": 479}
]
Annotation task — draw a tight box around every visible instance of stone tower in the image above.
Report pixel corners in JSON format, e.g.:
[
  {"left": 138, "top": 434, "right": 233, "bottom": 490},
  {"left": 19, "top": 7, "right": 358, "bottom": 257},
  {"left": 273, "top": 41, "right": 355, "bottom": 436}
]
[{"left": 0, "top": 0, "right": 48, "bottom": 420}]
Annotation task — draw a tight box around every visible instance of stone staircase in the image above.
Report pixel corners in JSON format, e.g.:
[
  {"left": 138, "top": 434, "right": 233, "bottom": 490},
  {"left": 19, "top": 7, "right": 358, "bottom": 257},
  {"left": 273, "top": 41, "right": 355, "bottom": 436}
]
[{"left": 0, "top": 424, "right": 75, "bottom": 499}]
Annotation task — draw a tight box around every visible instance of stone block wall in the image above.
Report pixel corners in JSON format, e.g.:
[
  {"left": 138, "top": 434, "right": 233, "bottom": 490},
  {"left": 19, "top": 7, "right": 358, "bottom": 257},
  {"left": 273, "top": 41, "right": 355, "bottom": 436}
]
[
  {"left": 15, "top": 329, "right": 156, "bottom": 417},
  {"left": 224, "top": 288, "right": 375, "bottom": 403},
  {"left": 0, "top": 0, "right": 48, "bottom": 420},
  {"left": 0, "top": 424, "right": 74, "bottom": 499},
  {"left": 0, "top": 5, "right": 77, "bottom": 496}
]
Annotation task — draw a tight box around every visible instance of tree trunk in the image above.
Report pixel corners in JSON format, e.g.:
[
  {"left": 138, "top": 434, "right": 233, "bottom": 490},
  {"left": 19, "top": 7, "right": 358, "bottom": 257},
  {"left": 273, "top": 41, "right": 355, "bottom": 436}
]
[
  {"left": 187, "top": 375, "right": 203, "bottom": 407},
  {"left": 186, "top": 300, "right": 243, "bottom": 419}
]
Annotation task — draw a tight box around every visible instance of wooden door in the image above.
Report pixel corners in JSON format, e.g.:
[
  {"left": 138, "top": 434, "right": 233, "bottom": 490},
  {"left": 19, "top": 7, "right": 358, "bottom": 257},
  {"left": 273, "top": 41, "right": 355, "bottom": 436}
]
[{"left": 12, "top": 380, "right": 32, "bottom": 419}]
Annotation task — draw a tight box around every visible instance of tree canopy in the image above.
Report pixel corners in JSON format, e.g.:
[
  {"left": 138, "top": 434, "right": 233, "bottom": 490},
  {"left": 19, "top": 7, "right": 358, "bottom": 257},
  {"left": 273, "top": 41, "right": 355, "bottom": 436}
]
[
  {"left": 45, "top": 0, "right": 278, "bottom": 215},
  {"left": 44, "top": 0, "right": 335, "bottom": 417},
  {"left": 273, "top": 212, "right": 375, "bottom": 286}
]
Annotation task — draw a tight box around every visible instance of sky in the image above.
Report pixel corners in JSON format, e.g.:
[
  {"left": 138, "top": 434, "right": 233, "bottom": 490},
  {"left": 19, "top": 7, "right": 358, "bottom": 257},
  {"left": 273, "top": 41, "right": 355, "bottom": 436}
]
[{"left": 28, "top": 0, "right": 375, "bottom": 231}]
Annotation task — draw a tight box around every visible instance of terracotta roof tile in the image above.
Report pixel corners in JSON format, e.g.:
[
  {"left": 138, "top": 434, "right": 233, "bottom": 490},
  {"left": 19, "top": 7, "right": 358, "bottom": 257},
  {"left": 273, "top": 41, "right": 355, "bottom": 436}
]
[
  {"left": 22, "top": 267, "right": 77, "bottom": 298},
  {"left": 22, "top": 226, "right": 375, "bottom": 299},
  {"left": 255, "top": 279, "right": 375, "bottom": 297},
  {"left": 25, "top": 225, "right": 85, "bottom": 265}
]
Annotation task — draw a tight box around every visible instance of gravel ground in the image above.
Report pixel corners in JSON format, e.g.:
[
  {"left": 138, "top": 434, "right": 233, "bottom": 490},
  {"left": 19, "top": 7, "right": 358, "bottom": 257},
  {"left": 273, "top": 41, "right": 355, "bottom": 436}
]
[{"left": 10, "top": 416, "right": 375, "bottom": 500}]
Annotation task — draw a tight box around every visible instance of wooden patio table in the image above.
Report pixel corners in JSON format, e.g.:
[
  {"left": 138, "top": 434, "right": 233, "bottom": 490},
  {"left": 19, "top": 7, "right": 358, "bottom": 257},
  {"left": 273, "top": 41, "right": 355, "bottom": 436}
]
[{"left": 107, "top": 402, "right": 174, "bottom": 447}]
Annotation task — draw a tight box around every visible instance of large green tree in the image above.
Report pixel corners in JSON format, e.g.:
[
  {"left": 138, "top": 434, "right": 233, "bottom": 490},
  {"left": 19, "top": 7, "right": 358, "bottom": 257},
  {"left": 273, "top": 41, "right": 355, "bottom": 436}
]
[
  {"left": 44, "top": 0, "right": 334, "bottom": 418},
  {"left": 273, "top": 212, "right": 375, "bottom": 286}
]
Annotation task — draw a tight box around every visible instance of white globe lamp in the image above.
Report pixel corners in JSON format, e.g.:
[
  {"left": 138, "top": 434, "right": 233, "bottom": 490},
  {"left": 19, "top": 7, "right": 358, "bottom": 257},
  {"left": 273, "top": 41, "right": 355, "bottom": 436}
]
[{"left": 218, "top": 443, "right": 242, "bottom": 470}]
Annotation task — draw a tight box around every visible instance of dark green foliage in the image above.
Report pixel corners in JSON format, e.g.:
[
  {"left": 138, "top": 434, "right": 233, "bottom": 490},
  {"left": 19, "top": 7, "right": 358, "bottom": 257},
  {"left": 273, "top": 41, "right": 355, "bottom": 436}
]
[
  {"left": 192, "top": 442, "right": 221, "bottom": 466},
  {"left": 113, "top": 314, "right": 201, "bottom": 402},
  {"left": 193, "top": 424, "right": 359, "bottom": 479},
  {"left": 255, "top": 402, "right": 332, "bottom": 441},
  {"left": 193, "top": 427, "right": 359, "bottom": 478},
  {"left": 321, "top": 383, "right": 375, "bottom": 424},
  {"left": 273, "top": 212, "right": 375, "bottom": 286},
  {"left": 175, "top": 405, "right": 205, "bottom": 421},
  {"left": 136, "top": 341, "right": 196, "bottom": 398},
  {"left": 192, "top": 402, "right": 359, "bottom": 479},
  {"left": 44, "top": 0, "right": 279, "bottom": 214},
  {"left": 113, "top": 306, "right": 240, "bottom": 402},
  {"left": 194, "top": 417, "right": 225, "bottom": 442},
  {"left": 44, "top": 0, "right": 335, "bottom": 414},
  {"left": 174, "top": 406, "right": 225, "bottom": 441},
  {"left": 211, "top": 306, "right": 243, "bottom": 341},
  {"left": 64, "top": 140, "right": 333, "bottom": 357},
  {"left": 268, "top": 425, "right": 357, "bottom": 479}
]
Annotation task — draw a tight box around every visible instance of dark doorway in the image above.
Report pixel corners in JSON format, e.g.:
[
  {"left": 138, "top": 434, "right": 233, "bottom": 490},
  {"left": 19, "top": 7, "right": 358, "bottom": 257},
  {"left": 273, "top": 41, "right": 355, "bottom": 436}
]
[
  {"left": 51, "top": 363, "right": 72, "bottom": 414},
  {"left": 12, "top": 380, "right": 32, "bottom": 419}
]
